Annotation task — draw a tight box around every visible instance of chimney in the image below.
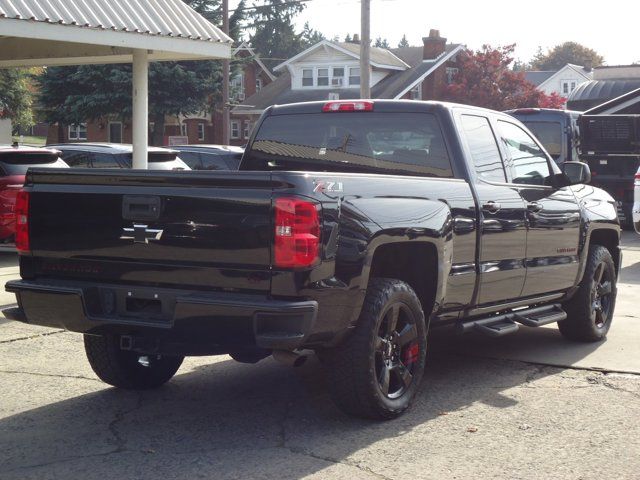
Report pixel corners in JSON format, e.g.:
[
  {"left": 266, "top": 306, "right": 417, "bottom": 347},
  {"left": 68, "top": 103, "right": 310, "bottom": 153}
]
[
  {"left": 423, "top": 29, "right": 447, "bottom": 60},
  {"left": 584, "top": 60, "right": 593, "bottom": 72},
  {"left": 352, "top": 33, "right": 360, "bottom": 44}
]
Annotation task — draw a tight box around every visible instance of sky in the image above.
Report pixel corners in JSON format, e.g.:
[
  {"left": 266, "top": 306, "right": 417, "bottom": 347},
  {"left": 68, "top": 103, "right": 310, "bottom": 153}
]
[{"left": 233, "top": 0, "right": 638, "bottom": 66}]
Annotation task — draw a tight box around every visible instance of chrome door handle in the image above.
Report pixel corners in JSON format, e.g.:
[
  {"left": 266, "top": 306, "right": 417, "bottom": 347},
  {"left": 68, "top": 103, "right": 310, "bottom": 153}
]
[
  {"left": 527, "top": 202, "right": 542, "bottom": 213},
  {"left": 482, "top": 201, "right": 501, "bottom": 213}
]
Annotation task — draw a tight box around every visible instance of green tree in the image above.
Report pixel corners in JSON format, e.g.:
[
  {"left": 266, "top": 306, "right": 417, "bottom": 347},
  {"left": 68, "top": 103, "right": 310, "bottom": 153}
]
[
  {"left": 300, "top": 22, "right": 324, "bottom": 48},
  {"left": 530, "top": 42, "right": 604, "bottom": 70},
  {"left": 397, "top": 34, "right": 410, "bottom": 48},
  {"left": 247, "top": 0, "right": 307, "bottom": 69},
  {"left": 374, "top": 37, "right": 390, "bottom": 49},
  {"left": 38, "top": 60, "right": 222, "bottom": 145},
  {"left": 344, "top": 33, "right": 353, "bottom": 43},
  {"left": 0, "top": 69, "right": 33, "bottom": 131}
]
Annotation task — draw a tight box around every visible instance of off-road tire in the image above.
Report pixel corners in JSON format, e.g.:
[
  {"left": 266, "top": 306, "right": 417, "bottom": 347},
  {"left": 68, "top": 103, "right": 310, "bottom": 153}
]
[
  {"left": 323, "top": 278, "right": 427, "bottom": 419},
  {"left": 84, "top": 334, "right": 184, "bottom": 389},
  {"left": 560, "top": 245, "right": 617, "bottom": 342}
]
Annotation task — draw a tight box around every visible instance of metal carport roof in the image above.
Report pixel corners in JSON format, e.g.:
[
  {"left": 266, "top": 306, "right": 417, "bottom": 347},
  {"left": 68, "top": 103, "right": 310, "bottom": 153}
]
[{"left": 0, "top": 0, "right": 232, "bottom": 168}]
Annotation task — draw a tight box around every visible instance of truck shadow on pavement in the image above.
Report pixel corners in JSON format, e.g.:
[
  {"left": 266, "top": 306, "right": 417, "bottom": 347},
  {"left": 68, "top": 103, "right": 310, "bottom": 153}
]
[{"left": 0, "top": 328, "right": 606, "bottom": 480}]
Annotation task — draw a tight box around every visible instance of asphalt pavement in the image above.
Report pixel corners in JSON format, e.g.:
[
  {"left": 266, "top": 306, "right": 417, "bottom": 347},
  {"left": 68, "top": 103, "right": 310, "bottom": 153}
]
[{"left": 1, "top": 235, "right": 639, "bottom": 479}]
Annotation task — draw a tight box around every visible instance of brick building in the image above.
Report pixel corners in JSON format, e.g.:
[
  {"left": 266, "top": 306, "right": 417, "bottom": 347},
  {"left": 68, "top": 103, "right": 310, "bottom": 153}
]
[{"left": 46, "top": 43, "right": 274, "bottom": 147}]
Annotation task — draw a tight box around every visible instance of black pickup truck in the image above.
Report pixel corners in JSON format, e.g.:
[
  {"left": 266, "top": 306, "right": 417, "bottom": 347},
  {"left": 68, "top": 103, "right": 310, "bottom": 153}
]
[{"left": 5, "top": 100, "right": 621, "bottom": 419}]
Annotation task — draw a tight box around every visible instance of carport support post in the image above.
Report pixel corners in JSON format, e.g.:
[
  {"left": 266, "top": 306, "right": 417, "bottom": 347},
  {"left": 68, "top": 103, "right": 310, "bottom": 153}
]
[{"left": 132, "top": 49, "right": 149, "bottom": 169}]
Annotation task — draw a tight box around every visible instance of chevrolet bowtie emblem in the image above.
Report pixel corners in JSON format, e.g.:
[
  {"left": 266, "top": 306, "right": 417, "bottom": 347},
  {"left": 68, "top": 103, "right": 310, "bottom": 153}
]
[{"left": 121, "top": 224, "right": 163, "bottom": 244}]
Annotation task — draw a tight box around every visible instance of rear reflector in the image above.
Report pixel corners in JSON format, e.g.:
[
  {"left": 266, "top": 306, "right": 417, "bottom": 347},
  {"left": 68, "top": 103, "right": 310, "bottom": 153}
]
[
  {"left": 15, "top": 190, "right": 29, "bottom": 254},
  {"left": 322, "top": 101, "right": 374, "bottom": 112},
  {"left": 274, "top": 197, "right": 320, "bottom": 268}
]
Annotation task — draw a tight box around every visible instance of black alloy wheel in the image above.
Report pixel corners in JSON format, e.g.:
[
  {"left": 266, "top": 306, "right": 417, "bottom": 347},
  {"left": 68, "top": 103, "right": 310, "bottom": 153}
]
[{"left": 375, "top": 302, "right": 420, "bottom": 400}]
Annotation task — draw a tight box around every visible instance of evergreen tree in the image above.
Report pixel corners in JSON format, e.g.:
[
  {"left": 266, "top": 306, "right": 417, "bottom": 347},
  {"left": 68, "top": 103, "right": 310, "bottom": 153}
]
[
  {"left": 374, "top": 37, "right": 390, "bottom": 49},
  {"left": 397, "top": 34, "right": 410, "bottom": 48},
  {"left": 247, "top": 0, "right": 307, "bottom": 69},
  {"left": 300, "top": 22, "right": 325, "bottom": 47},
  {"left": 344, "top": 33, "right": 353, "bottom": 43}
]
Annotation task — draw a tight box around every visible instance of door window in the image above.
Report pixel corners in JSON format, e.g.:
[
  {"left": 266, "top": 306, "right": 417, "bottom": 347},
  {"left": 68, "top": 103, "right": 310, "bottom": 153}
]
[
  {"left": 92, "top": 153, "right": 122, "bottom": 169},
  {"left": 498, "top": 121, "right": 552, "bottom": 186},
  {"left": 461, "top": 115, "right": 506, "bottom": 182}
]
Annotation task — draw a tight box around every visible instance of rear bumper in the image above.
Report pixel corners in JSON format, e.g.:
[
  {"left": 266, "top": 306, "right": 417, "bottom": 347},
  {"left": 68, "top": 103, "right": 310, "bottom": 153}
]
[{"left": 5, "top": 280, "right": 318, "bottom": 352}]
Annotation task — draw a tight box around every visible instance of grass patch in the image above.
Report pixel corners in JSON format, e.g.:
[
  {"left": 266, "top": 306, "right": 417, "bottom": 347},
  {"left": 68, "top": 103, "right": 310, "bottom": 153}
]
[{"left": 12, "top": 135, "right": 46, "bottom": 147}]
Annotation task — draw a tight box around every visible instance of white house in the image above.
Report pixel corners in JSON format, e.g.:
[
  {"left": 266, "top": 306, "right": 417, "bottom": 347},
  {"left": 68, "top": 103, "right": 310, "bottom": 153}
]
[
  {"left": 233, "top": 29, "right": 464, "bottom": 120},
  {"left": 525, "top": 63, "right": 593, "bottom": 98}
]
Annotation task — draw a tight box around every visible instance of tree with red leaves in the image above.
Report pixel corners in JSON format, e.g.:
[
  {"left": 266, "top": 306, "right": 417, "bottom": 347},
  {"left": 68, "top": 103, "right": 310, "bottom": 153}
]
[{"left": 444, "top": 45, "right": 566, "bottom": 110}]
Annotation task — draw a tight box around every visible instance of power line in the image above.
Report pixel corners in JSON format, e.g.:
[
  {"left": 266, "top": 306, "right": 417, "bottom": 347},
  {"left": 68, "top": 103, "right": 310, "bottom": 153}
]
[{"left": 229, "top": 0, "right": 314, "bottom": 13}]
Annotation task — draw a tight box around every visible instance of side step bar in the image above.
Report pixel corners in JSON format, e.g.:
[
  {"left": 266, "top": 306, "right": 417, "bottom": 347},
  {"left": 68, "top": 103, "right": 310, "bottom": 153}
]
[{"left": 458, "top": 304, "right": 567, "bottom": 338}]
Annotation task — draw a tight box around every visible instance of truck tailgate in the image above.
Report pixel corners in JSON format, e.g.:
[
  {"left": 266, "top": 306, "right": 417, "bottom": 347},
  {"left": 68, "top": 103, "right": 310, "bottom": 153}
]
[{"left": 23, "top": 169, "right": 275, "bottom": 293}]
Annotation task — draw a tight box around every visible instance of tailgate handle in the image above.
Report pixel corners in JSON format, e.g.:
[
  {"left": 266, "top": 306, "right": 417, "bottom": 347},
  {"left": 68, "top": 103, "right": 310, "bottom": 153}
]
[{"left": 122, "top": 195, "right": 161, "bottom": 221}]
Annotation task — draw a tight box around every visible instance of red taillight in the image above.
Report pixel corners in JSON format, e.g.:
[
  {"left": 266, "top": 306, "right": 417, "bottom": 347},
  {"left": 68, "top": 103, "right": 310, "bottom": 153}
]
[
  {"left": 274, "top": 197, "right": 320, "bottom": 268},
  {"left": 322, "top": 101, "right": 374, "bottom": 112},
  {"left": 15, "top": 190, "right": 30, "bottom": 254}
]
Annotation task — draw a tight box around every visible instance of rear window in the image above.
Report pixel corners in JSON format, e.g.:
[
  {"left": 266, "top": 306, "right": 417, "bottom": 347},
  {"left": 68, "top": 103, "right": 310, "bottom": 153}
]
[
  {"left": 0, "top": 152, "right": 67, "bottom": 175},
  {"left": 242, "top": 113, "right": 453, "bottom": 177},
  {"left": 520, "top": 121, "right": 563, "bottom": 160}
]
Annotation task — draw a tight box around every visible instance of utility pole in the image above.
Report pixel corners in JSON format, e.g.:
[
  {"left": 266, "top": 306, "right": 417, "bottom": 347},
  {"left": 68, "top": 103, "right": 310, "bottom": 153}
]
[
  {"left": 360, "top": 0, "right": 371, "bottom": 99},
  {"left": 222, "top": 0, "right": 230, "bottom": 145}
]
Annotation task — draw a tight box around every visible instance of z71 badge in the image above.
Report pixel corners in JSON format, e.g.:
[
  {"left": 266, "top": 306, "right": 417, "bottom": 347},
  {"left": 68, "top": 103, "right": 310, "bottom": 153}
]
[{"left": 313, "top": 181, "right": 343, "bottom": 193}]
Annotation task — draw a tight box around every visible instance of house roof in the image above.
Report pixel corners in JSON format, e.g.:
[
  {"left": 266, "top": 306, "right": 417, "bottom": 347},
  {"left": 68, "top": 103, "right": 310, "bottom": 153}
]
[
  {"left": 235, "top": 43, "right": 463, "bottom": 114},
  {"left": 274, "top": 39, "right": 409, "bottom": 72},
  {"left": 524, "top": 64, "right": 593, "bottom": 88},
  {"left": 375, "top": 44, "right": 463, "bottom": 99},
  {"left": 584, "top": 87, "right": 640, "bottom": 115},
  {"left": 524, "top": 71, "right": 556, "bottom": 86},
  {"left": 567, "top": 80, "right": 640, "bottom": 111},
  {"left": 233, "top": 41, "right": 276, "bottom": 81},
  {"left": 0, "top": 0, "right": 231, "bottom": 66},
  {"left": 0, "top": 0, "right": 230, "bottom": 42}
]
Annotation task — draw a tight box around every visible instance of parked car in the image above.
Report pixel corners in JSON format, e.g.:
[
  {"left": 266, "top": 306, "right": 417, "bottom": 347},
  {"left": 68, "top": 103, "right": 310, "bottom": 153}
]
[
  {"left": 506, "top": 108, "right": 581, "bottom": 166},
  {"left": 48, "top": 143, "right": 190, "bottom": 170},
  {"left": 0, "top": 145, "right": 68, "bottom": 243},
  {"left": 507, "top": 108, "right": 640, "bottom": 229},
  {"left": 6, "top": 100, "right": 620, "bottom": 420},
  {"left": 171, "top": 144, "right": 244, "bottom": 170}
]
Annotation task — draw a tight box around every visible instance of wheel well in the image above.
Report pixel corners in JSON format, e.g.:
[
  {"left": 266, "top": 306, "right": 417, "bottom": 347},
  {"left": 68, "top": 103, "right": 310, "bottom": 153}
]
[
  {"left": 590, "top": 229, "right": 620, "bottom": 273},
  {"left": 369, "top": 242, "right": 437, "bottom": 316}
]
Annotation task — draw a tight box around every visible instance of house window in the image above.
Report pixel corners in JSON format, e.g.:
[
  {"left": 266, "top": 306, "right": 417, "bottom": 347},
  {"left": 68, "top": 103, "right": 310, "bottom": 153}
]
[
  {"left": 197, "top": 123, "right": 205, "bottom": 141},
  {"left": 328, "top": 92, "right": 340, "bottom": 101},
  {"left": 256, "top": 78, "right": 263, "bottom": 92},
  {"left": 446, "top": 67, "right": 459, "bottom": 85},
  {"left": 244, "top": 121, "right": 253, "bottom": 140},
  {"left": 231, "top": 74, "right": 245, "bottom": 100},
  {"left": 317, "top": 68, "right": 329, "bottom": 86},
  {"left": 302, "top": 69, "right": 314, "bottom": 87},
  {"left": 230, "top": 120, "right": 240, "bottom": 139},
  {"left": 332, "top": 67, "right": 345, "bottom": 87},
  {"left": 349, "top": 67, "right": 361, "bottom": 86},
  {"left": 181, "top": 123, "right": 187, "bottom": 137},
  {"left": 561, "top": 80, "right": 578, "bottom": 95},
  {"left": 68, "top": 123, "right": 87, "bottom": 141},
  {"left": 410, "top": 84, "right": 422, "bottom": 100}
]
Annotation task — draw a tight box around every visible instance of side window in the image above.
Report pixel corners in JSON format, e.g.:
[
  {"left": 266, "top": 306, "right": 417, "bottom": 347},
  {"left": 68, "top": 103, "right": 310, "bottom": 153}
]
[
  {"left": 62, "top": 152, "right": 90, "bottom": 168},
  {"left": 460, "top": 114, "right": 506, "bottom": 182},
  {"left": 91, "top": 153, "right": 122, "bottom": 169},
  {"left": 200, "top": 154, "right": 227, "bottom": 170},
  {"left": 498, "top": 121, "right": 551, "bottom": 186}
]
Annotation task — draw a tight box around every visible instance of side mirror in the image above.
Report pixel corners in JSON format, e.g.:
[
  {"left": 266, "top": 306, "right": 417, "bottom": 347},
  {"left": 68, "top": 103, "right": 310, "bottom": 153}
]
[{"left": 562, "top": 161, "right": 591, "bottom": 185}]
